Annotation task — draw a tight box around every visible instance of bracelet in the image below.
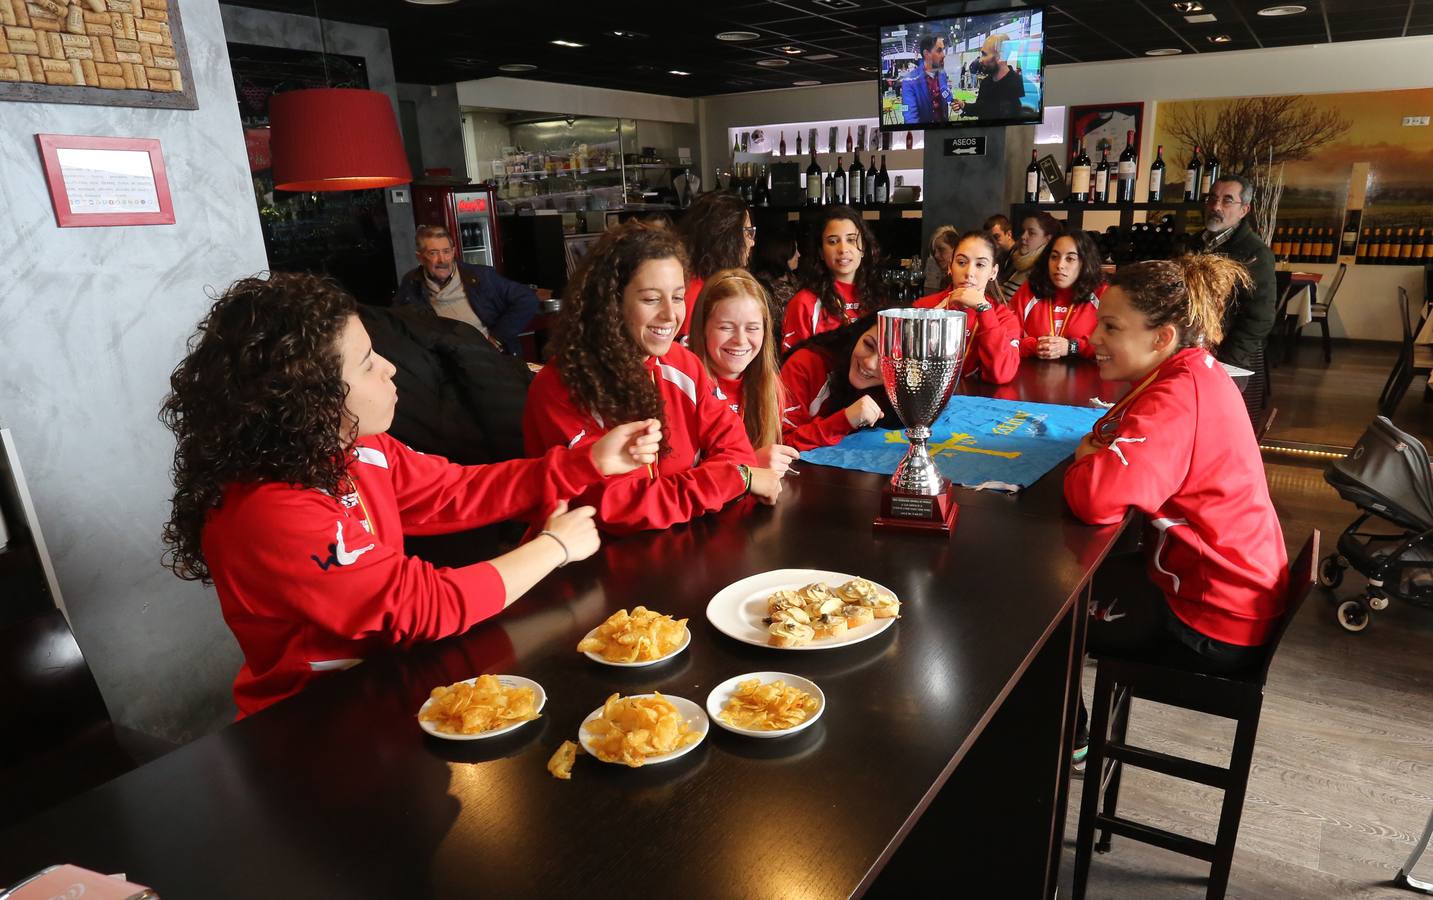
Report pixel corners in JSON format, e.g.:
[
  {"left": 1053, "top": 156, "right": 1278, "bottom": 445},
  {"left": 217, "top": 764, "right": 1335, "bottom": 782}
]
[
  {"left": 738, "top": 464, "right": 753, "bottom": 497},
  {"left": 538, "top": 530, "right": 570, "bottom": 567},
  {"left": 1069, "top": 338, "right": 1079, "bottom": 357}
]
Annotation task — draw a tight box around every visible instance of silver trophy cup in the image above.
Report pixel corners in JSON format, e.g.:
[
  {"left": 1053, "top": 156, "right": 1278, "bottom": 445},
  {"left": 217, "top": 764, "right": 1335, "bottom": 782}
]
[{"left": 877, "top": 307, "right": 969, "bottom": 498}]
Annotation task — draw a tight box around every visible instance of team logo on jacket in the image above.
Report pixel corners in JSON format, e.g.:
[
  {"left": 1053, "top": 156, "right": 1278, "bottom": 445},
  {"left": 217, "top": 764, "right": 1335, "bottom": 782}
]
[{"left": 311, "top": 520, "right": 375, "bottom": 571}]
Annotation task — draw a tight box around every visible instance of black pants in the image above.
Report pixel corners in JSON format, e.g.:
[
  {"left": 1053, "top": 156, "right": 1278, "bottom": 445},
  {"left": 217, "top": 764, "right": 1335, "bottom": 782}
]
[{"left": 1078, "top": 553, "right": 1265, "bottom": 735}]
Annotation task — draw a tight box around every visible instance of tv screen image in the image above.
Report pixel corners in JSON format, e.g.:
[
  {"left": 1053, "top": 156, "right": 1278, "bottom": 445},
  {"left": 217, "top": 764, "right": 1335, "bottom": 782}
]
[{"left": 879, "top": 6, "right": 1044, "bottom": 130}]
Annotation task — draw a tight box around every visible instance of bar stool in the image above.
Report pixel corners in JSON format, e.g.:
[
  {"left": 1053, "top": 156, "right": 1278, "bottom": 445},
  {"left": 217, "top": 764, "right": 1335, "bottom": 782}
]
[{"left": 1071, "top": 530, "right": 1319, "bottom": 900}]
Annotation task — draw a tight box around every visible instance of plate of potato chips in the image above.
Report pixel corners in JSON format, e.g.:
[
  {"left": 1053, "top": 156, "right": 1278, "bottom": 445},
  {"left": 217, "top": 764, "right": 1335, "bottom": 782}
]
[
  {"left": 706, "top": 672, "right": 825, "bottom": 739},
  {"left": 417, "top": 674, "right": 546, "bottom": 741},
  {"left": 579, "top": 692, "right": 708, "bottom": 767},
  {"left": 578, "top": 606, "right": 691, "bottom": 667}
]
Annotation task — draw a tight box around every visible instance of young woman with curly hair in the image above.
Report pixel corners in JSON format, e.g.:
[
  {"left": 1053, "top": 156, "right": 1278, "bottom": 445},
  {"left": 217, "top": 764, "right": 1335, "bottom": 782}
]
[
  {"left": 778, "top": 313, "right": 900, "bottom": 451},
  {"left": 1010, "top": 230, "right": 1108, "bottom": 360},
  {"left": 914, "top": 229, "right": 1020, "bottom": 384},
  {"left": 687, "top": 269, "right": 799, "bottom": 474},
  {"left": 780, "top": 205, "right": 888, "bottom": 354},
  {"left": 161, "top": 272, "right": 660, "bottom": 716},
  {"left": 524, "top": 220, "right": 782, "bottom": 534},
  {"left": 674, "top": 190, "right": 755, "bottom": 340}
]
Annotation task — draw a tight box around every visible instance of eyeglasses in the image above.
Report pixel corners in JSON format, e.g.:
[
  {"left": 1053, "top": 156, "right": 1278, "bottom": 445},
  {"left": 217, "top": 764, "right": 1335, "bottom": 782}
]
[
  {"left": 420, "top": 248, "right": 456, "bottom": 260},
  {"left": 742, "top": 226, "right": 757, "bottom": 239},
  {"left": 1207, "top": 196, "right": 1246, "bottom": 209}
]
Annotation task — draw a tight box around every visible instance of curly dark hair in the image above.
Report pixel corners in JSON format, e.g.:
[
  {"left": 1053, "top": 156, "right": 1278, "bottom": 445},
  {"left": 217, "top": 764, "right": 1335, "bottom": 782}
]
[
  {"left": 678, "top": 191, "right": 750, "bottom": 281},
  {"left": 1027, "top": 230, "right": 1106, "bottom": 302},
  {"left": 787, "top": 311, "right": 899, "bottom": 429},
  {"left": 551, "top": 220, "right": 689, "bottom": 445},
  {"left": 1110, "top": 254, "right": 1250, "bottom": 350},
  {"left": 159, "top": 272, "right": 358, "bottom": 583},
  {"left": 798, "top": 205, "right": 889, "bottom": 322}
]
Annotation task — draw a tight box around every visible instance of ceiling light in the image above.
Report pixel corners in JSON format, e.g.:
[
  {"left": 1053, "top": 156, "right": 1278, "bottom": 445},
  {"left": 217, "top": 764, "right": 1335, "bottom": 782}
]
[
  {"left": 498, "top": 63, "right": 537, "bottom": 72},
  {"left": 806, "top": 53, "right": 838, "bottom": 61},
  {"left": 669, "top": 69, "right": 691, "bottom": 76},
  {"left": 1145, "top": 47, "right": 1183, "bottom": 55},
  {"left": 780, "top": 45, "right": 804, "bottom": 55},
  {"left": 550, "top": 39, "right": 585, "bottom": 48},
  {"left": 1172, "top": 1, "right": 1203, "bottom": 11},
  {"left": 859, "top": 65, "right": 877, "bottom": 72},
  {"left": 1257, "top": 4, "right": 1307, "bottom": 14},
  {"left": 403, "top": 0, "right": 459, "bottom": 5},
  {"left": 1208, "top": 33, "right": 1232, "bottom": 43},
  {"left": 716, "top": 30, "right": 760, "bottom": 41},
  {"left": 793, "top": 80, "right": 822, "bottom": 86},
  {"left": 756, "top": 58, "right": 790, "bottom": 67},
  {"left": 1185, "top": 13, "right": 1217, "bottom": 22}
]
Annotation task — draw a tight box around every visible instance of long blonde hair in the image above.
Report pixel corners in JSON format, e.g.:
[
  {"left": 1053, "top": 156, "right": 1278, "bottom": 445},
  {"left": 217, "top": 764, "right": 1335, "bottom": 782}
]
[
  {"left": 1108, "top": 254, "right": 1251, "bottom": 349},
  {"left": 688, "top": 268, "right": 784, "bottom": 449}
]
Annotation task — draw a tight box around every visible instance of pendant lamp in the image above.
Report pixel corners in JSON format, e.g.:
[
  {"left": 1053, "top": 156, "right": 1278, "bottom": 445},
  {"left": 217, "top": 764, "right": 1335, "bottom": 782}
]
[{"left": 269, "top": 87, "right": 412, "bottom": 191}]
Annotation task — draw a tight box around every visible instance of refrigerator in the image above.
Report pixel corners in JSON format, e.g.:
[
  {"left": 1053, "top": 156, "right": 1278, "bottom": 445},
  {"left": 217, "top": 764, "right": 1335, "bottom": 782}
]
[{"left": 412, "top": 181, "right": 505, "bottom": 274}]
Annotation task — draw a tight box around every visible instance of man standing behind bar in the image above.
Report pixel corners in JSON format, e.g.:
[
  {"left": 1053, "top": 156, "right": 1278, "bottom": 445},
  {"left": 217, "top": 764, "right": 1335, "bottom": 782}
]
[
  {"left": 393, "top": 225, "right": 538, "bottom": 355},
  {"left": 900, "top": 34, "right": 952, "bottom": 125},
  {"left": 953, "top": 34, "right": 1025, "bottom": 120},
  {"left": 1201, "top": 175, "right": 1276, "bottom": 417}
]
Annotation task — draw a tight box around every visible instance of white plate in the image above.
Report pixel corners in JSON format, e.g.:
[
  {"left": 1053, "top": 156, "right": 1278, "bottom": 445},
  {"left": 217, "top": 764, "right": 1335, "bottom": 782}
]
[
  {"left": 579, "top": 693, "right": 709, "bottom": 766},
  {"left": 705, "top": 569, "right": 898, "bottom": 651},
  {"left": 706, "top": 672, "right": 826, "bottom": 739},
  {"left": 417, "top": 675, "right": 546, "bottom": 741},
  {"left": 580, "top": 621, "right": 692, "bottom": 668}
]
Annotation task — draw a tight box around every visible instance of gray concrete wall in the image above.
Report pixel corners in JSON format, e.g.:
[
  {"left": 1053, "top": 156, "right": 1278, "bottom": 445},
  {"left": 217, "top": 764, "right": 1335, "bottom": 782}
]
[
  {"left": 920, "top": 126, "right": 1009, "bottom": 245},
  {"left": 219, "top": 5, "right": 413, "bottom": 286},
  {"left": 397, "top": 82, "right": 468, "bottom": 179},
  {"left": 0, "top": 0, "right": 269, "bottom": 741}
]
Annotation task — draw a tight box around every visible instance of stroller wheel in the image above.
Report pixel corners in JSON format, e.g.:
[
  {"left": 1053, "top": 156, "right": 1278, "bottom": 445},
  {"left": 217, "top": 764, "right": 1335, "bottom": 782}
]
[
  {"left": 1336, "top": 599, "right": 1370, "bottom": 633},
  {"left": 1317, "top": 554, "right": 1345, "bottom": 589},
  {"left": 1368, "top": 592, "right": 1390, "bottom": 612}
]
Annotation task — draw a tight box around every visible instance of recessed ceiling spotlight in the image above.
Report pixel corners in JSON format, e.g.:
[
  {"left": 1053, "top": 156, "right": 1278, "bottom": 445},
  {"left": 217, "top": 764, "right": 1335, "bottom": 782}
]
[
  {"left": 1185, "top": 13, "right": 1217, "bottom": 22},
  {"left": 550, "top": 39, "right": 585, "bottom": 48},
  {"left": 610, "top": 30, "right": 647, "bottom": 39},
  {"left": 858, "top": 65, "right": 877, "bottom": 72},
  {"left": 1172, "top": 1, "right": 1203, "bottom": 11},
  {"left": 1257, "top": 4, "right": 1307, "bottom": 15},
  {"left": 716, "top": 30, "right": 760, "bottom": 41},
  {"left": 668, "top": 69, "right": 691, "bottom": 76},
  {"left": 404, "top": 0, "right": 460, "bottom": 5},
  {"left": 806, "top": 53, "right": 838, "bottom": 61},
  {"left": 755, "top": 58, "right": 790, "bottom": 67},
  {"left": 793, "top": 80, "right": 822, "bottom": 86},
  {"left": 1208, "top": 33, "right": 1232, "bottom": 43},
  {"left": 498, "top": 63, "right": 537, "bottom": 72},
  {"left": 1145, "top": 47, "right": 1183, "bottom": 56},
  {"left": 780, "top": 45, "right": 804, "bottom": 55}
]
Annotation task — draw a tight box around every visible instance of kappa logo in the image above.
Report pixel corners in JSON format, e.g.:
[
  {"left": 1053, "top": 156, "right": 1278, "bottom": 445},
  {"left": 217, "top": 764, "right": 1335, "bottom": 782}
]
[
  {"left": 311, "top": 520, "right": 375, "bottom": 571},
  {"left": 1106, "top": 436, "right": 1147, "bottom": 467}
]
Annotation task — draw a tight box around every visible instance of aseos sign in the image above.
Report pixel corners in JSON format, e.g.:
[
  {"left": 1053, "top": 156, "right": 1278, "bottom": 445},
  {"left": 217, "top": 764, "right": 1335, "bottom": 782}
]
[{"left": 942, "top": 137, "right": 986, "bottom": 157}]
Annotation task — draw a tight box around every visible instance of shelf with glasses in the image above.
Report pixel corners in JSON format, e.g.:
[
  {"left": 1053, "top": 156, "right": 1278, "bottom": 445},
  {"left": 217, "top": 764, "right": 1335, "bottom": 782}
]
[{"left": 1011, "top": 200, "right": 1206, "bottom": 235}]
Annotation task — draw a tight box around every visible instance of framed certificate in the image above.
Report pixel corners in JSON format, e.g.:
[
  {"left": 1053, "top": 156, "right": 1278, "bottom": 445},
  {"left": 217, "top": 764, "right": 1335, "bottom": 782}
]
[{"left": 36, "top": 133, "right": 175, "bottom": 227}]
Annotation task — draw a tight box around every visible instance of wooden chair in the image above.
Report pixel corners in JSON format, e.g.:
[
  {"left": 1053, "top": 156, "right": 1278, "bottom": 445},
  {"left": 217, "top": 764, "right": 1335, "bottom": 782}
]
[
  {"left": 1072, "top": 530, "right": 1320, "bottom": 900},
  {"left": 1379, "top": 287, "right": 1433, "bottom": 418},
  {"left": 1285, "top": 263, "right": 1345, "bottom": 364}
]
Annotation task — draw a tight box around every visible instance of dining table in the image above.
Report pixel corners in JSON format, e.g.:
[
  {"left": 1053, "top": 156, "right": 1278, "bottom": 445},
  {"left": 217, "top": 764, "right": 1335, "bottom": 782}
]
[{"left": 0, "top": 361, "right": 1132, "bottom": 900}]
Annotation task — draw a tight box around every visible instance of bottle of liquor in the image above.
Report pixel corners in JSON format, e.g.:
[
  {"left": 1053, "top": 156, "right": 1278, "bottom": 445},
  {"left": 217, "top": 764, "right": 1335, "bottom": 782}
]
[
  {"left": 1356, "top": 228, "right": 1371, "bottom": 264},
  {"left": 1319, "top": 227, "right": 1334, "bottom": 261},
  {"left": 824, "top": 167, "right": 835, "bottom": 205},
  {"left": 1300, "top": 225, "right": 1315, "bottom": 262},
  {"left": 795, "top": 132, "right": 802, "bottom": 157},
  {"left": 1148, "top": 145, "right": 1165, "bottom": 202},
  {"left": 731, "top": 134, "right": 741, "bottom": 162},
  {"left": 849, "top": 152, "right": 865, "bottom": 207},
  {"left": 779, "top": 131, "right": 787, "bottom": 157},
  {"left": 806, "top": 147, "right": 822, "bottom": 206},
  {"left": 1401, "top": 226, "right": 1415, "bottom": 261},
  {"left": 1272, "top": 224, "right": 1286, "bottom": 259},
  {"left": 754, "top": 165, "right": 768, "bottom": 207},
  {"left": 1184, "top": 146, "right": 1202, "bottom": 202},
  {"left": 874, "top": 155, "right": 890, "bottom": 204},
  {"left": 1093, "top": 147, "right": 1111, "bottom": 204},
  {"left": 833, "top": 156, "right": 846, "bottom": 204},
  {"left": 1370, "top": 227, "right": 1385, "bottom": 264},
  {"left": 1116, "top": 130, "right": 1137, "bottom": 203},
  {"left": 1200, "top": 144, "right": 1220, "bottom": 198},
  {"left": 846, "top": 127, "right": 854, "bottom": 153},
  {"left": 905, "top": 131, "right": 914, "bottom": 150},
  {"left": 1025, "top": 149, "right": 1040, "bottom": 202},
  {"left": 1070, "top": 141, "right": 1092, "bottom": 203},
  {"left": 1415, "top": 227, "right": 1430, "bottom": 262},
  {"left": 865, "top": 157, "right": 878, "bottom": 205}
]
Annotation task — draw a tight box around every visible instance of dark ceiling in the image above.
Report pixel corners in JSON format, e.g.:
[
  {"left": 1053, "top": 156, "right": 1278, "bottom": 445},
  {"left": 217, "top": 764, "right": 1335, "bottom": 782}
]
[{"left": 220, "top": 0, "right": 1433, "bottom": 97}]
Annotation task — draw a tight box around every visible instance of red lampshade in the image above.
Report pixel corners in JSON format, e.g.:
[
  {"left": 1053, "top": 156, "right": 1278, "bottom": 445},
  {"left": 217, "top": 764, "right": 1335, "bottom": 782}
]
[{"left": 268, "top": 87, "right": 413, "bottom": 191}]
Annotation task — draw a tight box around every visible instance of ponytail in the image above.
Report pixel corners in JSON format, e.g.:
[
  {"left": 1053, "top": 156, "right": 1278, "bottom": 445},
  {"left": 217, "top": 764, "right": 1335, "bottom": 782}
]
[{"left": 1108, "top": 254, "right": 1250, "bottom": 350}]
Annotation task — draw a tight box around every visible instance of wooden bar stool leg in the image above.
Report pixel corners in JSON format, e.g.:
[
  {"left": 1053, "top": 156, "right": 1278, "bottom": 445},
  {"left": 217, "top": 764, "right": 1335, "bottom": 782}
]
[
  {"left": 1073, "top": 664, "right": 1116, "bottom": 900},
  {"left": 1206, "top": 701, "right": 1264, "bottom": 900},
  {"left": 1096, "top": 684, "right": 1132, "bottom": 854},
  {"left": 1320, "top": 317, "right": 1332, "bottom": 364}
]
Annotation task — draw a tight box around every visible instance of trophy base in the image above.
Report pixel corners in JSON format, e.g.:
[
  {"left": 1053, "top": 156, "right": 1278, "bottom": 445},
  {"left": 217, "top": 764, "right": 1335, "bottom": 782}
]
[{"left": 874, "top": 483, "right": 959, "bottom": 535}]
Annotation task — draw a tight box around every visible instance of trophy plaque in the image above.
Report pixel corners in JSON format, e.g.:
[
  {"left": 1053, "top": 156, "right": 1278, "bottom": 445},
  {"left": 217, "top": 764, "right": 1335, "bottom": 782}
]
[{"left": 873, "top": 307, "right": 969, "bottom": 534}]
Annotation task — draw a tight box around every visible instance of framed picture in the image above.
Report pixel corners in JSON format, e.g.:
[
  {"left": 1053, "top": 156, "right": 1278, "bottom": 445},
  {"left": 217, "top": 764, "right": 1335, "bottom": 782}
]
[
  {"left": 36, "top": 133, "right": 175, "bottom": 227},
  {"left": 1066, "top": 102, "right": 1144, "bottom": 165},
  {"left": 0, "top": 0, "right": 197, "bottom": 110}
]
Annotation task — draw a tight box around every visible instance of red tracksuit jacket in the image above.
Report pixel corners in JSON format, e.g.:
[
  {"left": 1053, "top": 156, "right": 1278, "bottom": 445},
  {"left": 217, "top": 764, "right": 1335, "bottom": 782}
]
[
  {"left": 524, "top": 344, "right": 756, "bottom": 534},
  {"left": 715, "top": 373, "right": 744, "bottom": 418},
  {"left": 1009, "top": 282, "right": 1107, "bottom": 359},
  {"left": 202, "top": 433, "right": 603, "bottom": 716},
  {"left": 1064, "top": 346, "right": 1288, "bottom": 646},
  {"left": 779, "top": 346, "right": 859, "bottom": 450},
  {"left": 781, "top": 280, "right": 862, "bottom": 353},
  {"left": 914, "top": 291, "right": 1021, "bottom": 384}
]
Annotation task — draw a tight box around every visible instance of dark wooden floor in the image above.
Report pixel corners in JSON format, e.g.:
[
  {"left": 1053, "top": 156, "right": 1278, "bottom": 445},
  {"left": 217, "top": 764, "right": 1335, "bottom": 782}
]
[{"left": 1057, "top": 340, "right": 1433, "bottom": 899}]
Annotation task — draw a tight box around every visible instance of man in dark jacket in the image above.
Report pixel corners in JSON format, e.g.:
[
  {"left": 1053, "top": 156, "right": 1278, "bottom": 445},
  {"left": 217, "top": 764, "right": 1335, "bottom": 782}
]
[
  {"left": 1201, "top": 175, "right": 1276, "bottom": 416},
  {"left": 392, "top": 224, "right": 538, "bottom": 355}
]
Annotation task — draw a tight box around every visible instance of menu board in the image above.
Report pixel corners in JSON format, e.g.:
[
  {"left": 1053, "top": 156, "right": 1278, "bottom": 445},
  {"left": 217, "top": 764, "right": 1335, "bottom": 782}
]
[{"left": 54, "top": 147, "right": 161, "bottom": 214}]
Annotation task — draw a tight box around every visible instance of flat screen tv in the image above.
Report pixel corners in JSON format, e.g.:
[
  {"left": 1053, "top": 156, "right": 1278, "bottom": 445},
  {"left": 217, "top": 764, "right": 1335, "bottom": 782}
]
[{"left": 878, "top": 5, "right": 1045, "bottom": 131}]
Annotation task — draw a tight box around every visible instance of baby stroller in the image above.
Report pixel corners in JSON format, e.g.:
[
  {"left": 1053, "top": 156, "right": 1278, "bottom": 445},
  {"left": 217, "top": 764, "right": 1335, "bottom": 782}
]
[{"left": 1320, "top": 416, "right": 1433, "bottom": 633}]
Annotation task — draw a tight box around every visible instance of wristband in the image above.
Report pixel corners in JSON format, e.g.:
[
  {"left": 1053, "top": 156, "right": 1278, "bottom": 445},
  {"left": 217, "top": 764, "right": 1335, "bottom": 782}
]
[
  {"left": 1068, "top": 338, "right": 1078, "bottom": 357},
  {"left": 974, "top": 301, "right": 992, "bottom": 314},
  {"left": 738, "top": 464, "right": 753, "bottom": 497},
  {"left": 538, "top": 529, "right": 570, "bottom": 567}
]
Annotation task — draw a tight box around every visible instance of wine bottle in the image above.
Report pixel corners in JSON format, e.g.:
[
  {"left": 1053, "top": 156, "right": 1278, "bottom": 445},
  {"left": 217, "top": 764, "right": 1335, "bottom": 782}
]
[
  {"left": 1272, "top": 224, "right": 1285, "bottom": 259},
  {"left": 1356, "top": 228, "right": 1371, "bottom": 264},
  {"left": 1116, "top": 130, "right": 1137, "bottom": 203},
  {"left": 905, "top": 131, "right": 914, "bottom": 150},
  {"left": 1300, "top": 224, "right": 1315, "bottom": 262},
  {"left": 874, "top": 155, "right": 890, "bottom": 204},
  {"left": 1320, "top": 227, "right": 1334, "bottom": 261},
  {"left": 1070, "top": 141, "right": 1091, "bottom": 203},
  {"left": 1370, "top": 227, "right": 1385, "bottom": 264},
  {"left": 833, "top": 156, "right": 846, "bottom": 204},
  {"left": 846, "top": 127, "right": 853, "bottom": 153},
  {"left": 1200, "top": 145, "right": 1220, "bottom": 199},
  {"left": 731, "top": 134, "right": 741, "bottom": 162},
  {"left": 1401, "top": 226, "right": 1415, "bottom": 260},
  {"left": 1415, "top": 227, "right": 1429, "bottom": 262},
  {"left": 1184, "top": 146, "right": 1202, "bottom": 202},
  {"left": 1094, "top": 147, "right": 1111, "bottom": 204},
  {"left": 1148, "top": 145, "right": 1165, "bottom": 202},
  {"left": 806, "top": 148, "right": 822, "bottom": 206},
  {"left": 796, "top": 132, "right": 802, "bottom": 157},
  {"left": 865, "top": 157, "right": 877, "bottom": 204},
  {"left": 779, "top": 131, "right": 787, "bottom": 157},
  {"left": 1025, "top": 149, "right": 1040, "bottom": 203},
  {"left": 754, "top": 165, "right": 768, "bottom": 207},
  {"left": 824, "top": 168, "right": 835, "bottom": 205},
  {"left": 849, "top": 152, "right": 865, "bottom": 207}
]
